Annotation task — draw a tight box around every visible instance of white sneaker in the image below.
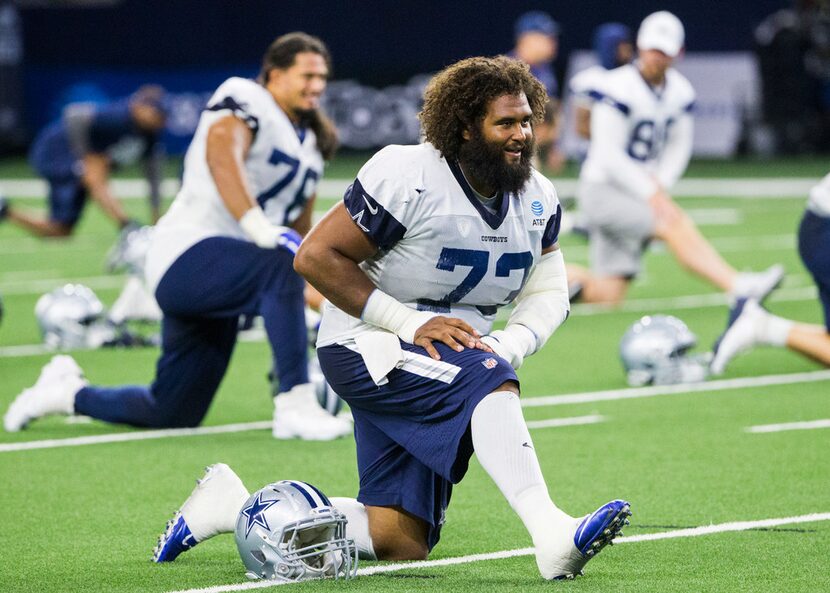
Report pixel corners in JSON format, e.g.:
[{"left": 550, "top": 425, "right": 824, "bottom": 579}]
[
  {"left": 152, "top": 463, "right": 250, "bottom": 562},
  {"left": 537, "top": 499, "right": 631, "bottom": 580},
  {"left": 711, "top": 298, "right": 764, "bottom": 375},
  {"left": 731, "top": 264, "right": 784, "bottom": 303},
  {"left": 273, "top": 383, "right": 353, "bottom": 441},
  {"left": 109, "top": 275, "right": 162, "bottom": 324},
  {"left": 3, "top": 355, "right": 87, "bottom": 432}
]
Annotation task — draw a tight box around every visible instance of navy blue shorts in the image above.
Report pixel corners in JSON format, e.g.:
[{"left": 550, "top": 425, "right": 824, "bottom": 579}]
[
  {"left": 47, "top": 177, "right": 86, "bottom": 226},
  {"left": 318, "top": 341, "right": 517, "bottom": 550},
  {"left": 798, "top": 210, "right": 830, "bottom": 331}
]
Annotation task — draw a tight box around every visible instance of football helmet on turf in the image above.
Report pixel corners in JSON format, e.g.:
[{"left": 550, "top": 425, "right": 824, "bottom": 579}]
[
  {"left": 35, "top": 284, "right": 116, "bottom": 349},
  {"left": 619, "top": 315, "right": 709, "bottom": 386},
  {"left": 235, "top": 481, "right": 357, "bottom": 582},
  {"left": 106, "top": 224, "right": 154, "bottom": 275}
]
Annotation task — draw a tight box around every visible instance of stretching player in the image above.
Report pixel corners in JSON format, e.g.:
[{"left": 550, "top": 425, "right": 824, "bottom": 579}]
[
  {"left": 4, "top": 33, "right": 351, "bottom": 441},
  {"left": 567, "top": 11, "right": 783, "bottom": 305},
  {"left": 569, "top": 22, "right": 634, "bottom": 141},
  {"left": 712, "top": 173, "right": 830, "bottom": 372},
  {"left": 152, "top": 56, "right": 630, "bottom": 581},
  {"left": 0, "top": 86, "right": 166, "bottom": 236}
]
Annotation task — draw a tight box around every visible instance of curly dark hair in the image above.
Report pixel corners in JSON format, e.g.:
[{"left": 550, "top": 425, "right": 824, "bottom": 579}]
[{"left": 419, "top": 56, "right": 548, "bottom": 161}]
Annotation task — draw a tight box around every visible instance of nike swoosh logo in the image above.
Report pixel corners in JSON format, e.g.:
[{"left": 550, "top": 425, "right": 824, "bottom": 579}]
[
  {"left": 363, "top": 195, "right": 378, "bottom": 215},
  {"left": 522, "top": 442, "right": 533, "bottom": 449}
]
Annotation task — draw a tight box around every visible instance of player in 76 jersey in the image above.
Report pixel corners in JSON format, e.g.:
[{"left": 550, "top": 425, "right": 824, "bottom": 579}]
[
  {"left": 568, "top": 11, "right": 783, "bottom": 306},
  {"left": 5, "top": 33, "right": 351, "bottom": 441}
]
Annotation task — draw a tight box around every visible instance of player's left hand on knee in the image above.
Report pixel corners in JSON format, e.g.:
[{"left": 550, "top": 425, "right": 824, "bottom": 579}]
[{"left": 414, "top": 317, "right": 481, "bottom": 361}]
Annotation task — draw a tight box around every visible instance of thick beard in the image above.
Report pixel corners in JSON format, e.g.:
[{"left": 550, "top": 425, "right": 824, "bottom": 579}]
[{"left": 457, "top": 127, "right": 535, "bottom": 196}]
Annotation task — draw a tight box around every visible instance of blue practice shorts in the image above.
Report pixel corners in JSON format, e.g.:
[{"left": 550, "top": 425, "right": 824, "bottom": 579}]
[
  {"left": 47, "top": 177, "right": 86, "bottom": 226},
  {"left": 798, "top": 209, "right": 830, "bottom": 331},
  {"left": 318, "top": 341, "right": 518, "bottom": 550}
]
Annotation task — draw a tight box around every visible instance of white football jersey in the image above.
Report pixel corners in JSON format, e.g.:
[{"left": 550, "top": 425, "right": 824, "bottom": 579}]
[
  {"left": 580, "top": 63, "right": 695, "bottom": 198},
  {"left": 145, "top": 77, "right": 324, "bottom": 291},
  {"left": 568, "top": 65, "right": 609, "bottom": 108},
  {"left": 808, "top": 172, "right": 830, "bottom": 217},
  {"left": 317, "top": 143, "right": 562, "bottom": 346}
]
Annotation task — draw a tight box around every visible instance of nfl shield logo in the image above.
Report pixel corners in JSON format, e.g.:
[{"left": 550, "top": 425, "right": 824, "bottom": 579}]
[
  {"left": 457, "top": 218, "right": 471, "bottom": 237},
  {"left": 481, "top": 357, "right": 498, "bottom": 369}
]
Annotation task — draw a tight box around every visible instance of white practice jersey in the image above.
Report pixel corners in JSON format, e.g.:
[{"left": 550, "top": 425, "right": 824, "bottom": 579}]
[
  {"left": 145, "top": 77, "right": 324, "bottom": 291},
  {"left": 568, "top": 65, "right": 609, "bottom": 109},
  {"left": 317, "top": 143, "right": 562, "bottom": 347},
  {"left": 580, "top": 63, "right": 695, "bottom": 200},
  {"left": 808, "top": 172, "right": 830, "bottom": 218}
]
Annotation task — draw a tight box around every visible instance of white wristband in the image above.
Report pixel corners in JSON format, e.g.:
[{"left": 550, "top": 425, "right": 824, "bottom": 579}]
[
  {"left": 239, "top": 207, "right": 278, "bottom": 248},
  {"left": 361, "top": 289, "right": 436, "bottom": 344}
]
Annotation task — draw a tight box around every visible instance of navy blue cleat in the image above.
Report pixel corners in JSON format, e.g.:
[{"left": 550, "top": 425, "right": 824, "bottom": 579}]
[
  {"left": 544, "top": 499, "right": 632, "bottom": 580},
  {"left": 152, "top": 511, "right": 198, "bottom": 562},
  {"left": 573, "top": 499, "right": 631, "bottom": 558}
]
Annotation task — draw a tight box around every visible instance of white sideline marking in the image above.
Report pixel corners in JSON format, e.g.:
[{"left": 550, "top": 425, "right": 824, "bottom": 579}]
[
  {"left": 686, "top": 208, "right": 742, "bottom": 225},
  {"left": 525, "top": 415, "right": 604, "bottom": 429},
  {"left": 0, "top": 421, "right": 271, "bottom": 452},
  {"left": 164, "top": 512, "right": 830, "bottom": 593},
  {"left": 0, "top": 177, "right": 822, "bottom": 200},
  {"left": 570, "top": 285, "right": 817, "bottom": 317},
  {"left": 3, "top": 371, "right": 828, "bottom": 453},
  {"left": 0, "top": 415, "right": 601, "bottom": 454},
  {"left": 520, "top": 369, "right": 830, "bottom": 408},
  {"left": 0, "top": 274, "right": 124, "bottom": 295},
  {"left": 746, "top": 419, "right": 830, "bottom": 433}
]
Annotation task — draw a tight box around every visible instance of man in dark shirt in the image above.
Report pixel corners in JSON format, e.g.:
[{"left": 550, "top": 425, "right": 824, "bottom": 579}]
[{"left": 0, "top": 85, "right": 167, "bottom": 236}]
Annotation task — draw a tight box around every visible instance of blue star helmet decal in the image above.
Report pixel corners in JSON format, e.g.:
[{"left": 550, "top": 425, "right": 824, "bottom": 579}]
[{"left": 240, "top": 491, "right": 280, "bottom": 537}]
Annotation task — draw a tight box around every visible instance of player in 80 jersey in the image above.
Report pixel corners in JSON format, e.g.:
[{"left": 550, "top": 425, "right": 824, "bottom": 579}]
[
  {"left": 4, "top": 33, "right": 351, "bottom": 441},
  {"left": 567, "top": 11, "right": 784, "bottom": 305},
  {"left": 292, "top": 56, "right": 629, "bottom": 580}
]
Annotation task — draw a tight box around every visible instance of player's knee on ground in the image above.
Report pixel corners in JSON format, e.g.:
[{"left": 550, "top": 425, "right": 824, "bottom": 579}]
[{"left": 367, "top": 505, "right": 430, "bottom": 561}]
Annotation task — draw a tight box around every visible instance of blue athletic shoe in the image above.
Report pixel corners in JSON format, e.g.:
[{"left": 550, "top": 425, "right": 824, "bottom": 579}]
[
  {"left": 152, "top": 511, "right": 198, "bottom": 562},
  {"left": 546, "top": 499, "right": 631, "bottom": 580},
  {"left": 574, "top": 499, "right": 631, "bottom": 557}
]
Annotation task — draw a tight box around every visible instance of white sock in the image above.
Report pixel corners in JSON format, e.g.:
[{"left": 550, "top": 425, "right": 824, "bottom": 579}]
[
  {"left": 758, "top": 310, "right": 793, "bottom": 347},
  {"left": 470, "top": 391, "right": 573, "bottom": 547},
  {"left": 330, "top": 497, "right": 377, "bottom": 560}
]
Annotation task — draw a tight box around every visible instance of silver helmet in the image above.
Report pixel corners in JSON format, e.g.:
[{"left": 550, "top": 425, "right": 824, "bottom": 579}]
[
  {"left": 35, "top": 284, "right": 116, "bottom": 349},
  {"left": 106, "top": 224, "right": 155, "bottom": 275},
  {"left": 620, "top": 315, "right": 708, "bottom": 386},
  {"left": 235, "top": 481, "right": 357, "bottom": 582},
  {"left": 309, "top": 355, "right": 344, "bottom": 416}
]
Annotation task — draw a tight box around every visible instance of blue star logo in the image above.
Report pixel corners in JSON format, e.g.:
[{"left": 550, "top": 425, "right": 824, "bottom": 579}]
[{"left": 240, "top": 492, "right": 279, "bottom": 537}]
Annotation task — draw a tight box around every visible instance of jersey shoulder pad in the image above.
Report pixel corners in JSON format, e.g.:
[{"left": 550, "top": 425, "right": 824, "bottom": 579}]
[
  {"left": 205, "top": 78, "right": 273, "bottom": 132},
  {"left": 666, "top": 69, "right": 696, "bottom": 106}
]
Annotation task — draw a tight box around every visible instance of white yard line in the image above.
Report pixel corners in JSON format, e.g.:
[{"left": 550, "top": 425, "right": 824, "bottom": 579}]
[
  {"left": 521, "top": 369, "right": 830, "bottom": 408},
  {"left": 0, "top": 421, "right": 272, "bottom": 453},
  {"left": 164, "top": 512, "right": 830, "bottom": 593},
  {"left": 0, "top": 415, "right": 602, "bottom": 454},
  {"left": 3, "top": 371, "right": 828, "bottom": 453},
  {"left": 525, "top": 415, "right": 604, "bottom": 429},
  {"left": 746, "top": 419, "right": 830, "bottom": 433},
  {"left": 0, "top": 177, "right": 821, "bottom": 200},
  {"left": 570, "top": 285, "right": 816, "bottom": 316},
  {"left": 0, "top": 274, "right": 124, "bottom": 295}
]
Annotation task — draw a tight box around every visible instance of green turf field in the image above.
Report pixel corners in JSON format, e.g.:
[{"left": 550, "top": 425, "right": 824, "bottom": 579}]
[{"left": 0, "top": 158, "right": 829, "bottom": 593}]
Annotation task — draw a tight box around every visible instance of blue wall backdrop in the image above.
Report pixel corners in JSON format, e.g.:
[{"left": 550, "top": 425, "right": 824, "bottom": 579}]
[{"left": 17, "top": 0, "right": 789, "bottom": 150}]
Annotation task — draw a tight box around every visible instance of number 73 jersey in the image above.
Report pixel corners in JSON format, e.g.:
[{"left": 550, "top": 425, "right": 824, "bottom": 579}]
[{"left": 316, "top": 143, "right": 562, "bottom": 347}]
